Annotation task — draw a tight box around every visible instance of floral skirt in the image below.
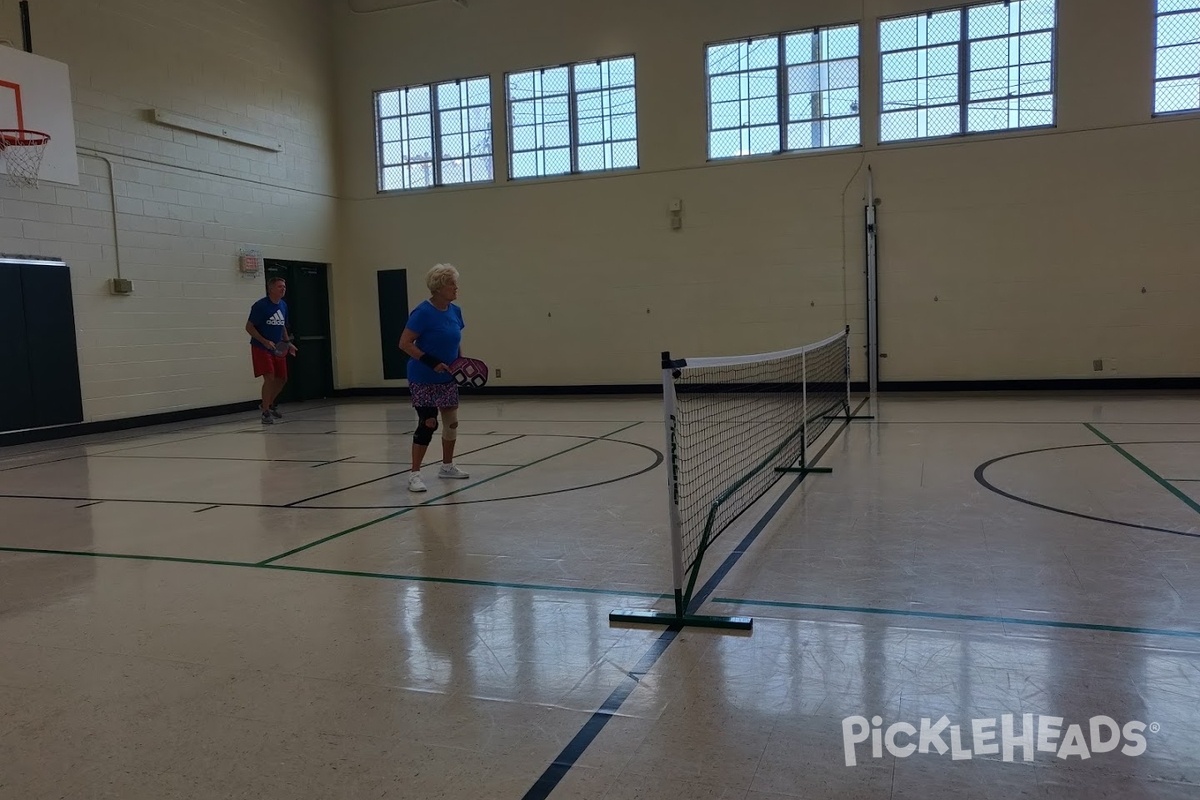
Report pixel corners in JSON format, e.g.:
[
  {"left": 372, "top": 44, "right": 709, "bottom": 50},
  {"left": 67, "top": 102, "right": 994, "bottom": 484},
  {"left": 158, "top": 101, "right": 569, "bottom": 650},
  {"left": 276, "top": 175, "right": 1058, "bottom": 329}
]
[{"left": 410, "top": 381, "right": 459, "bottom": 409}]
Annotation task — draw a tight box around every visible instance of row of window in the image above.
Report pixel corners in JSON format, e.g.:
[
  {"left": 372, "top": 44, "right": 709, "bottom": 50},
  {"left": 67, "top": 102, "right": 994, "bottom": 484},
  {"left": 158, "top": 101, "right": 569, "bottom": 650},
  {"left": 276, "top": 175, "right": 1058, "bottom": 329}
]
[{"left": 375, "top": 0, "right": 1200, "bottom": 192}]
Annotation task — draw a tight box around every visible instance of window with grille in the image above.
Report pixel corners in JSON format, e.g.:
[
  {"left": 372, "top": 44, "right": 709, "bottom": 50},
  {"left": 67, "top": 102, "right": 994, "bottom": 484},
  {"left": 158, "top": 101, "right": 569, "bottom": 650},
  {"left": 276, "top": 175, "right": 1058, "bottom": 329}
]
[
  {"left": 1155, "top": 0, "right": 1200, "bottom": 114},
  {"left": 705, "top": 23, "right": 861, "bottom": 160},
  {"left": 506, "top": 56, "right": 638, "bottom": 179},
  {"left": 879, "top": 0, "right": 1056, "bottom": 142},
  {"left": 375, "top": 76, "right": 494, "bottom": 192}
]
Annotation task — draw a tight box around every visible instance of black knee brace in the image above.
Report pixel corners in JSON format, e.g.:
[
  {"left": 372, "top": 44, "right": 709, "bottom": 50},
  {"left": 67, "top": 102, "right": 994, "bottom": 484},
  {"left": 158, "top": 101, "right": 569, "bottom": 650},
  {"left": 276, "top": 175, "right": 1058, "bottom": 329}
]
[{"left": 413, "top": 407, "right": 439, "bottom": 445}]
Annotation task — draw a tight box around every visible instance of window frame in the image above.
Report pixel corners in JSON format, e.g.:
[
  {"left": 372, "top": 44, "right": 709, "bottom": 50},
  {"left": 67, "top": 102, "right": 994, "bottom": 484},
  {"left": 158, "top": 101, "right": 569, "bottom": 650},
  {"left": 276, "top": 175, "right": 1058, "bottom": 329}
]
[
  {"left": 1152, "top": 0, "right": 1200, "bottom": 117},
  {"left": 504, "top": 54, "right": 640, "bottom": 181},
  {"left": 877, "top": 0, "right": 1059, "bottom": 145},
  {"left": 373, "top": 73, "right": 495, "bottom": 193},
  {"left": 702, "top": 21, "right": 864, "bottom": 162}
]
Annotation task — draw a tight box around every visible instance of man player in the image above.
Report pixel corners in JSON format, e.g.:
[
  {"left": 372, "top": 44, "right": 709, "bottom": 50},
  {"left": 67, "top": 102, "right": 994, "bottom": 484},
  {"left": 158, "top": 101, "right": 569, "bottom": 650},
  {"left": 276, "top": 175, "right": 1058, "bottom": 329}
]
[{"left": 246, "top": 277, "right": 296, "bottom": 425}]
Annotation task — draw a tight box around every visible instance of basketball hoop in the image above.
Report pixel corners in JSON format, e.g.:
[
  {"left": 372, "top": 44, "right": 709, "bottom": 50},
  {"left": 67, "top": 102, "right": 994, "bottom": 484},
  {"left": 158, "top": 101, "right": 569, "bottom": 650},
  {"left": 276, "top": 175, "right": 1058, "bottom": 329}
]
[{"left": 0, "top": 129, "right": 50, "bottom": 188}]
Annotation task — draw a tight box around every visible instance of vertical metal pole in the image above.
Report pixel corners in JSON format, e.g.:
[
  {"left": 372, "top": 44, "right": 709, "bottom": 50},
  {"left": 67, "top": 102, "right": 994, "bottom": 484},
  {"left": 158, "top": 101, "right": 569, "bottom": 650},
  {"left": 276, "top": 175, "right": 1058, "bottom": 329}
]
[
  {"left": 865, "top": 166, "right": 879, "bottom": 395},
  {"left": 19, "top": 1, "right": 32, "bottom": 53},
  {"left": 844, "top": 325, "right": 851, "bottom": 419},
  {"left": 661, "top": 352, "right": 685, "bottom": 620},
  {"left": 800, "top": 349, "right": 807, "bottom": 469}
]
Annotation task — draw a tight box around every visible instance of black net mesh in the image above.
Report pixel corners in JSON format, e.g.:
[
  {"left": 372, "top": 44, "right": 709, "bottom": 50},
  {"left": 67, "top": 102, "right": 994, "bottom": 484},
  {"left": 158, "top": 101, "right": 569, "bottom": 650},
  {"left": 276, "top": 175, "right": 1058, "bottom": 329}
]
[{"left": 667, "top": 331, "right": 849, "bottom": 589}]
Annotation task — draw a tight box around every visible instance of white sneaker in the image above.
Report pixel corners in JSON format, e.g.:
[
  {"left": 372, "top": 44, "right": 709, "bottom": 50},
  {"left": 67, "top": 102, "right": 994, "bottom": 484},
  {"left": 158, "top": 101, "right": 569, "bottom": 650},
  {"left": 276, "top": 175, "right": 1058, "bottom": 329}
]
[
  {"left": 438, "top": 464, "right": 469, "bottom": 480},
  {"left": 408, "top": 473, "right": 427, "bottom": 492}
]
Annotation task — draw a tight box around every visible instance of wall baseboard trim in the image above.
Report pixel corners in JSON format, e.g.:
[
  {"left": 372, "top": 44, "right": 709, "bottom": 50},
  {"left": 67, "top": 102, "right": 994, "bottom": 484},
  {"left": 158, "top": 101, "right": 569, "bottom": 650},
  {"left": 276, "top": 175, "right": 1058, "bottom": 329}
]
[
  {"left": 0, "top": 401, "right": 260, "bottom": 448},
  {"left": 876, "top": 377, "right": 1200, "bottom": 392}
]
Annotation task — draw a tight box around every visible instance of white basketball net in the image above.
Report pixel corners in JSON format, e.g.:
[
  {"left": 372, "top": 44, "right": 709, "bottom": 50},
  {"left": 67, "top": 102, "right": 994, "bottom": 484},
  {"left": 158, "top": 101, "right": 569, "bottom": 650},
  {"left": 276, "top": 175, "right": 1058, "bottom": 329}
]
[{"left": 0, "top": 132, "right": 50, "bottom": 188}]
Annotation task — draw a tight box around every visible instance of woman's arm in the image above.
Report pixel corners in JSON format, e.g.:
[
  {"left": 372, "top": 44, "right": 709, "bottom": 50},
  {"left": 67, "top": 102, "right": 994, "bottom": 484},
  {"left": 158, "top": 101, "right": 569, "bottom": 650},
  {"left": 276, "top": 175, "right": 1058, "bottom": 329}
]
[{"left": 399, "top": 328, "right": 448, "bottom": 372}]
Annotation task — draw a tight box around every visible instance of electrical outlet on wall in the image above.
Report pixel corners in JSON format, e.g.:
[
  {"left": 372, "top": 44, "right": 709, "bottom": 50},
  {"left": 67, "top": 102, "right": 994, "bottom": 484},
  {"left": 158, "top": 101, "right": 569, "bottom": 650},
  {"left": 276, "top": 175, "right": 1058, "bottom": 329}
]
[{"left": 495, "top": 368, "right": 501, "bottom": 378}]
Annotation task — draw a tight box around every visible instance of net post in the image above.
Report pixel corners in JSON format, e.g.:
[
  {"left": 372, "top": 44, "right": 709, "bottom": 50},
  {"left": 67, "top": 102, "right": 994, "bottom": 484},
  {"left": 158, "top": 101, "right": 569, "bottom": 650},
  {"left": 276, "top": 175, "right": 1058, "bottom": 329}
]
[
  {"left": 844, "top": 324, "right": 852, "bottom": 419},
  {"left": 661, "top": 351, "right": 685, "bottom": 621},
  {"left": 608, "top": 350, "right": 752, "bottom": 631},
  {"left": 800, "top": 348, "right": 808, "bottom": 470}
]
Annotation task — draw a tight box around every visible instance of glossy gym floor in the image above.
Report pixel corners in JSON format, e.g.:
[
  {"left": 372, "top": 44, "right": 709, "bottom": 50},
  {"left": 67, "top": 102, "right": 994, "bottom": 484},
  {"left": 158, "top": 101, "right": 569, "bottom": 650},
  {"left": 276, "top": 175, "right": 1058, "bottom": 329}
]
[{"left": 1, "top": 393, "right": 1199, "bottom": 799}]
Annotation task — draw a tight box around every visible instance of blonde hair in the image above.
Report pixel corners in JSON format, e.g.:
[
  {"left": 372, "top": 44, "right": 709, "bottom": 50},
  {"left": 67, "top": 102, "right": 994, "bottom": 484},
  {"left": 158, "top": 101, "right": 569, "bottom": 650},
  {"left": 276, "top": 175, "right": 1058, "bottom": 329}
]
[{"left": 426, "top": 263, "right": 459, "bottom": 294}]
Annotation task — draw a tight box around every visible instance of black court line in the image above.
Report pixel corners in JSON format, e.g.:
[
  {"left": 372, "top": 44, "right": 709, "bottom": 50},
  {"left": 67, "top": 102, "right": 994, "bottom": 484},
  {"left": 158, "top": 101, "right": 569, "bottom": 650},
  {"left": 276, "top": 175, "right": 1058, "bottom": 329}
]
[
  {"left": 1, "top": 453, "right": 95, "bottom": 473},
  {"left": 283, "top": 436, "right": 525, "bottom": 507},
  {"left": 258, "top": 418, "right": 659, "bottom": 425},
  {"left": 0, "top": 409, "right": 275, "bottom": 463},
  {"left": 709, "top": 596, "right": 1200, "bottom": 640},
  {"left": 0, "top": 435, "right": 662, "bottom": 512},
  {"left": 258, "top": 423, "right": 643, "bottom": 565},
  {"left": 0, "top": 428, "right": 241, "bottom": 472},
  {"left": 193, "top": 505, "right": 220, "bottom": 513},
  {"left": 688, "top": 397, "right": 869, "bottom": 613},
  {"left": 974, "top": 439, "right": 1200, "bottom": 539},
  {"left": 4, "top": 542, "right": 1196, "bottom": 641},
  {"left": 90, "top": 453, "right": 524, "bottom": 468},
  {"left": 236, "top": 430, "right": 532, "bottom": 437},
  {"left": 311, "top": 457, "right": 356, "bottom": 468},
  {"left": 75, "top": 501, "right": 102, "bottom": 509},
  {"left": 521, "top": 631, "right": 678, "bottom": 800},
  {"left": 0, "top": 544, "right": 671, "bottom": 602},
  {"left": 868, "top": 420, "right": 1200, "bottom": 426},
  {"left": 1085, "top": 423, "right": 1200, "bottom": 519},
  {"left": 521, "top": 398, "right": 867, "bottom": 800},
  {"left": 95, "top": 454, "right": 344, "bottom": 465}
]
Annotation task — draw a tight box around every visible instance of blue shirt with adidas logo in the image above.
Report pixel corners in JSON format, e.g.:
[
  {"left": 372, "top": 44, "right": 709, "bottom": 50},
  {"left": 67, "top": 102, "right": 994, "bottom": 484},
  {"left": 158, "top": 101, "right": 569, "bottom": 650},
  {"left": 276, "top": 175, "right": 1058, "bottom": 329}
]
[{"left": 249, "top": 297, "right": 289, "bottom": 351}]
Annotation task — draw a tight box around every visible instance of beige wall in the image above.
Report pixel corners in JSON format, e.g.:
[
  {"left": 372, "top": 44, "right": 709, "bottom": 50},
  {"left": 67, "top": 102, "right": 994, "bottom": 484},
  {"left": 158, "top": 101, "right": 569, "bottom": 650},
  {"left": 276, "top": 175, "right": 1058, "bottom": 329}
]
[
  {"left": 334, "top": 0, "right": 1200, "bottom": 386},
  {"left": 0, "top": 0, "right": 338, "bottom": 422}
]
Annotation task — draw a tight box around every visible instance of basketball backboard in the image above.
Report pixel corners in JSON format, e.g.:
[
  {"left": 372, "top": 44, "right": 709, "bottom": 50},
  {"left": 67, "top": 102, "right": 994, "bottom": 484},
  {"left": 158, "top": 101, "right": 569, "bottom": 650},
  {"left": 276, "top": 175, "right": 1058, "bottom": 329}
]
[{"left": 0, "top": 45, "right": 78, "bottom": 185}]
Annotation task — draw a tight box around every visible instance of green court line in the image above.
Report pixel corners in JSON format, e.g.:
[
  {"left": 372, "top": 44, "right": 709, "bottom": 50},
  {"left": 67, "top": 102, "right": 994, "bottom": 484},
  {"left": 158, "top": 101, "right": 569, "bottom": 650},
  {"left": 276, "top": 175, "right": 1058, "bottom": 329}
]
[
  {"left": 710, "top": 596, "right": 1200, "bottom": 639},
  {"left": 260, "top": 564, "right": 669, "bottom": 599},
  {"left": 4, "top": 542, "right": 1190, "bottom": 637},
  {"left": 0, "top": 544, "right": 668, "bottom": 600},
  {"left": 1085, "top": 423, "right": 1200, "bottom": 517},
  {"left": 0, "top": 546, "right": 249, "bottom": 569},
  {"left": 256, "top": 421, "right": 644, "bottom": 566}
]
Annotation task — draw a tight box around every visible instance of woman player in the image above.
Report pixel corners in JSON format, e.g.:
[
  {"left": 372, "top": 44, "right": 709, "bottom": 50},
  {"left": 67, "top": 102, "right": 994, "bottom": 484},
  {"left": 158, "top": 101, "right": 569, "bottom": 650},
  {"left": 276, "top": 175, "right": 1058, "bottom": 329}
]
[{"left": 398, "top": 263, "right": 470, "bottom": 492}]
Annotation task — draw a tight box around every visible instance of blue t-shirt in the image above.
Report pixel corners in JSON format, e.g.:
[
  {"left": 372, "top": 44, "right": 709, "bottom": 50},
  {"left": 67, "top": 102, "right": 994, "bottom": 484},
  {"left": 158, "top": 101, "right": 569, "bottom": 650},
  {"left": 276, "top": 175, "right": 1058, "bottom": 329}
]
[
  {"left": 405, "top": 300, "right": 464, "bottom": 384},
  {"left": 249, "top": 297, "right": 289, "bottom": 351}
]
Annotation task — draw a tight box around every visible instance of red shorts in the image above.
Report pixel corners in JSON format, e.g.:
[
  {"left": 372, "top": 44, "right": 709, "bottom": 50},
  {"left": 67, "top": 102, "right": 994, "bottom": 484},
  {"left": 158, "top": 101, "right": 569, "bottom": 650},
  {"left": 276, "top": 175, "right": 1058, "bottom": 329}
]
[{"left": 252, "top": 346, "right": 288, "bottom": 380}]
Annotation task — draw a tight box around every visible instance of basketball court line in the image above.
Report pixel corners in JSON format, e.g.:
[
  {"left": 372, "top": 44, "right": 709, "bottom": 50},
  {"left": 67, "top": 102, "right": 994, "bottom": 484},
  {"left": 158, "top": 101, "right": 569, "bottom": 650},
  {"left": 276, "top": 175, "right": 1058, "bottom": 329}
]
[
  {"left": 2, "top": 541, "right": 1196, "bottom": 640},
  {"left": 257, "top": 421, "right": 644, "bottom": 565},
  {"left": 975, "top": 438, "right": 1200, "bottom": 539},
  {"left": 311, "top": 457, "right": 356, "bottom": 467},
  {"left": 520, "top": 397, "right": 863, "bottom": 800},
  {"left": 0, "top": 435, "right": 662, "bottom": 511},
  {"left": 282, "top": 435, "right": 525, "bottom": 507},
  {"left": 0, "top": 428, "right": 241, "bottom": 472},
  {"left": 0, "top": 401, "right": 343, "bottom": 466},
  {"left": 708, "top": 597, "right": 1200, "bottom": 640},
  {"left": 1085, "top": 423, "right": 1200, "bottom": 518},
  {"left": 0, "top": 545, "right": 667, "bottom": 600}
]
